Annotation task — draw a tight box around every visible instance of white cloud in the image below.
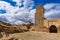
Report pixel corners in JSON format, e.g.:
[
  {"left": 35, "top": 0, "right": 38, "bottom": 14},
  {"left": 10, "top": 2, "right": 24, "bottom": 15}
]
[
  {"left": 29, "top": 9, "right": 36, "bottom": 23},
  {"left": 12, "top": 0, "right": 23, "bottom": 6},
  {"left": 0, "top": 1, "right": 11, "bottom": 12},
  {"left": 23, "top": 0, "right": 34, "bottom": 9},
  {"left": 44, "top": 3, "right": 60, "bottom": 19},
  {"left": 0, "top": 0, "right": 35, "bottom": 24}
]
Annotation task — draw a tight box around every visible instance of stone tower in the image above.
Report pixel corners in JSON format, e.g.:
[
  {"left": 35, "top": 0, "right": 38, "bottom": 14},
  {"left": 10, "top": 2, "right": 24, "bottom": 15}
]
[{"left": 35, "top": 5, "right": 44, "bottom": 31}]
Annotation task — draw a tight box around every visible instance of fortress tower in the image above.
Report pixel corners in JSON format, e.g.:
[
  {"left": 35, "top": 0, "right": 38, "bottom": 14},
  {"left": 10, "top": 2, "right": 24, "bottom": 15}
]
[{"left": 35, "top": 5, "right": 44, "bottom": 31}]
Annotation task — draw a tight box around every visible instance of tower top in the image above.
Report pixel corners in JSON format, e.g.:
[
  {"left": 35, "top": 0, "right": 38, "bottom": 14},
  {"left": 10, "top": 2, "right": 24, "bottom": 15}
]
[
  {"left": 36, "top": 5, "right": 44, "bottom": 14},
  {"left": 36, "top": 5, "right": 44, "bottom": 9}
]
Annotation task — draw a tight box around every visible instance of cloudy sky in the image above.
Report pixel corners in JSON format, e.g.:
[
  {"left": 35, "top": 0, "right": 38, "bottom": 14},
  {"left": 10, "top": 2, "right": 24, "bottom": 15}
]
[{"left": 0, "top": 0, "right": 60, "bottom": 24}]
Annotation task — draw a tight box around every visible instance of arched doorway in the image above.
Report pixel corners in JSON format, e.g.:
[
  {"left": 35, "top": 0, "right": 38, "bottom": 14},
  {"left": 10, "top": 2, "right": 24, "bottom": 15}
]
[{"left": 49, "top": 25, "right": 57, "bottom": 33}]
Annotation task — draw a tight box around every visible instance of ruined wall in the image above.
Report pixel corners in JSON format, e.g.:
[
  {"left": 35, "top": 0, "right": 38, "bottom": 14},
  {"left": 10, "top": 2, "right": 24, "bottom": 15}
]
[{"left": 44, "top": 19, "right": 60, "bottom": 33}]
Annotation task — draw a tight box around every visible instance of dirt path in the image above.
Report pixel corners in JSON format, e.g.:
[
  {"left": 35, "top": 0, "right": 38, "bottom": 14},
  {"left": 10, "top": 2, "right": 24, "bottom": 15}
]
[{"left": 1, "top": 31, "right": 60, "bottom": 40}]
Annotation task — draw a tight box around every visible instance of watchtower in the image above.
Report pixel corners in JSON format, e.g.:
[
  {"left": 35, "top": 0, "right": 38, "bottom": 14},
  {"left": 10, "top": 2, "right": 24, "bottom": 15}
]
[{"left": 35, "top": 5, "right": 44, "bottom": 31}]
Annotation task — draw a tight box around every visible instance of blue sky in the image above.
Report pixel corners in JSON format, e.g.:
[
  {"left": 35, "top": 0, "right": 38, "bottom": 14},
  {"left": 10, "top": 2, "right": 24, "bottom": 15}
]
[
  {"left": 34, "top": 0, "right": 60, "bottom": 8},
  {"left": 1, "top": 0, "right": 60, "bottom": 8},
  {"left": 0, "top": 0, "right": 60, "bottom": 24}
]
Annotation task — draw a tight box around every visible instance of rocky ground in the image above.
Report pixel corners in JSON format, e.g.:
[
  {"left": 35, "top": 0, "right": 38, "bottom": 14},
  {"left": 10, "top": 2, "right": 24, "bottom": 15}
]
[{"left": 0, "top": 31, "right": 60, "bottom": 40}]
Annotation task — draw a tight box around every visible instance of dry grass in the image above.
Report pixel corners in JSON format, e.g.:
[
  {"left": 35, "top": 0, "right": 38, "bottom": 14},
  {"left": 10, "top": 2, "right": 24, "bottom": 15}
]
[{"left": 1, "top": 31, "right": 60, "bottom": 40}]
